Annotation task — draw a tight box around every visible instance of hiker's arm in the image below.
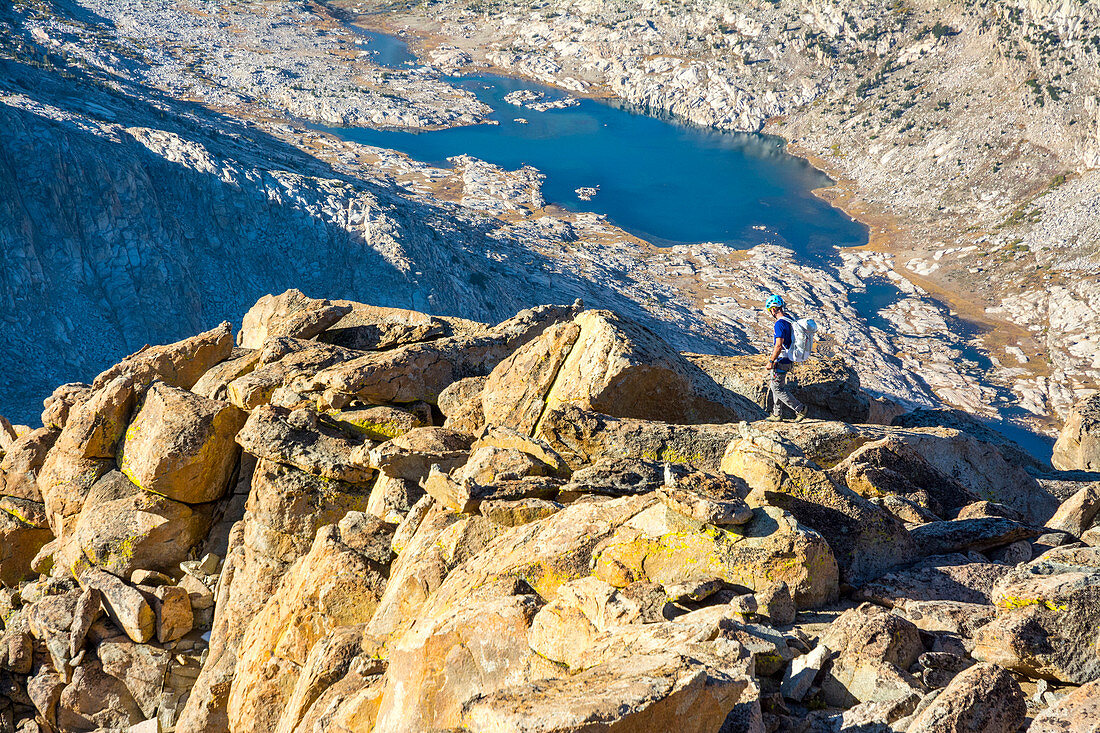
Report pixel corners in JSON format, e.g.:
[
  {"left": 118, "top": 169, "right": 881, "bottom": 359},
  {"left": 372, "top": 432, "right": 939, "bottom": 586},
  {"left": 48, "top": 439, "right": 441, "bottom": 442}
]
[{"left": 768, "top": 337, "right": 783, "bottom": 367}]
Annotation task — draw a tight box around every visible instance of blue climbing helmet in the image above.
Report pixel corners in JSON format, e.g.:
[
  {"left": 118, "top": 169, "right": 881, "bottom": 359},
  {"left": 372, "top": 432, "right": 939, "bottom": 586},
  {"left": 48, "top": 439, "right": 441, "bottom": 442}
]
[{"left": 765, "top": 294, "right": 784, "bottom": 310}]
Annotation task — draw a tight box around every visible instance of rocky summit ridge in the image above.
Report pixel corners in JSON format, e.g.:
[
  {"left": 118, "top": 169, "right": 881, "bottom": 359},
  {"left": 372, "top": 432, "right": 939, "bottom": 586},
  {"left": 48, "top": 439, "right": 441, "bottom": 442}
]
[{"left": 0, "top": 289, "right": 1099, "bottom": 732}]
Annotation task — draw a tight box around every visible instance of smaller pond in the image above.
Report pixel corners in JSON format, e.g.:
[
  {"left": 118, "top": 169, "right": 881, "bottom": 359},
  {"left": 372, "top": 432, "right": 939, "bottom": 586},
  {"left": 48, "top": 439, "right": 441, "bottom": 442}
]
[
  {"left": 325, "top": 28, "right": 868, "bottom": 254},
  {"left": 351, "top": 27, "right": 419, "bottom": 68}
]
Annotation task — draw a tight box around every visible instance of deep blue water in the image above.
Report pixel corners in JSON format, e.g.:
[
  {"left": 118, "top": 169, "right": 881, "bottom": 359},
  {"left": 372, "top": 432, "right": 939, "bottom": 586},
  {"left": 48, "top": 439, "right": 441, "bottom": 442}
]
[{"left": 324, "top": 28, "right": 868, "bottom": 252}]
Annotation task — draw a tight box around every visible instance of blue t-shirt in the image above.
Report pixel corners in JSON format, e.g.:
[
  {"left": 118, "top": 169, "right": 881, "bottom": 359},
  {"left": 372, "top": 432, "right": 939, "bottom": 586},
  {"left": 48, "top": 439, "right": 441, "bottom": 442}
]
[{"left": 773, "top": 319, "right": 793, "bottom": 365}]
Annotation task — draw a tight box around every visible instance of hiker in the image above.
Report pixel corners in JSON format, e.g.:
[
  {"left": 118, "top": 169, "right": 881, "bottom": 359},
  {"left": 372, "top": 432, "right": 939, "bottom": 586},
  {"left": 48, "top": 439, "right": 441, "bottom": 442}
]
[{"left": 764, "top": 294, "right": 808, "bottom": 423}]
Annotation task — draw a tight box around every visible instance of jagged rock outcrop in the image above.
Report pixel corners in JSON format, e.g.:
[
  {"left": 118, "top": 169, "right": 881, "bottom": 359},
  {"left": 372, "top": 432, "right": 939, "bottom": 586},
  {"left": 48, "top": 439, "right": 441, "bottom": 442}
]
[
  {"left": 721, "top": 431, "right": 917, "bottom": 586},
  {"left": 816, "top": 603, "right": 925, "bottom": 707},
  {"left": 0, "top": 295, "right": 1093, "bottom": 732},
  {"left": 91, "top": 322, "right": 234, "bottom": 394},
  {"left": 972, "top": 545, "right": 1100, "bottom": 684},
  {"left": 118, "top": 382, "right": 247, "bottom": 504},
  {"left": 1, "top": 427, "right": 58, "bottom": 501},
  {"left": 1029, "top": 678, "right": 1100, "bottom": 732},
  {"left": 235, "top": 405, "right": 374, "bottom": 484},
  {"left": 178, "top": 457, "right": 374, "bottom": 733},
  {"left": 319, "top": 301, "right": 452, "bottom": 352},
  {"left": 904, "top": 662, "right": 1025, "bottom": 733},
  {"left": 236, "top": 289, "right": 353, "bottom": 350},
  {"left": 227, "top": 518, "right": 392, "bottom": 733},
  {"left": 482, "top": 310, "right": 762, "bottom": 432},
  {"left": 294, "top": 301, "right": 583, "bottom": 409},
  {"left": 226, "top": 339, "right": 364, "bottom": 411},
  {"left": 1053, "top": 392, "right": 1100, "bottom": 471},
  {"left": 59, "top": 475, "right": 214, "bottom": 579},
  {"left": 0, "top": 513, "right": 52, "bottom": 587}
]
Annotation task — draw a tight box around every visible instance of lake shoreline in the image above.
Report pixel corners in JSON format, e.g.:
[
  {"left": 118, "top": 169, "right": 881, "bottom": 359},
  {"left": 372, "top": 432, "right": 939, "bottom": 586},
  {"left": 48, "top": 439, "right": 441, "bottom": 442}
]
[{"left": 332, "top": 21, "right": 868, "bottom": 255}]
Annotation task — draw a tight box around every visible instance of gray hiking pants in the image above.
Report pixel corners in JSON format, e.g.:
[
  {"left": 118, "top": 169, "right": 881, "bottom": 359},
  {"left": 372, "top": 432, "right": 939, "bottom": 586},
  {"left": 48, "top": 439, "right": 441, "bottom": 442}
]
[{"left": 770, "top": 367, "right": 804, "bottom": 417}]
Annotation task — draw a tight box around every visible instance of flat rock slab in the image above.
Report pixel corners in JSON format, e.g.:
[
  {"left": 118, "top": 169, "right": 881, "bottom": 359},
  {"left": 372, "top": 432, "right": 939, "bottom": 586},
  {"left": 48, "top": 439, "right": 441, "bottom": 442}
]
[
  {"left": 908, "top": 517, "right": 1041, "bottom": 555},
  {"left": 456, "top": 446, "right": 550, "bottom": 485},
  {"left": 539, "top": 405, "right": 747, "bottom": 473},
  {"left": 366, "top": 427, "right": 472, "bottom": 482},
  {"left": 462, "top": 649, "right": 754, "bottom": 733},
  {"left": 480, "top": 498, "right": 564, "bottom": 527},
  {"left": 594, "top": 504, "right": 839, "bottom": 609},
  {"left": 663, "top": 577, "right": 726, "bottom": 603},
  {"left": 325, "top": 405, "right": 425, "bottom": 442},
  {"left": 320, "top": 300, "right": 449, "bottom": 351},
  {"left": 471, "top": 427, "right": 569, "bottom": 477},
  {"left": 857, "top": 554, "right": 1012, "bottom": 607},
  {"left": 422, "top": 468, "right": 560, "bottom": 514},
  {"left": 78, "top": 568, "right": 154, "bottom": 644},
  {"left": 895, "top": 600, "right": 997, "bottom": 637},
  {"left": 560, "top": 457, "right": 677, "bottom": 498},
  {"left": 236, "top": 405, "right": 373, "bottom": 484}
]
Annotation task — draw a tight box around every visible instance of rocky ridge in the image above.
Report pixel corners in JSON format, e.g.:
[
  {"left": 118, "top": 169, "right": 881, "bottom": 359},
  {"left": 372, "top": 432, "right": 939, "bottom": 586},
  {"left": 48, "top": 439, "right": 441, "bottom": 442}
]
[{"left": 0, "top": 290, "right": 1098, "bottom": 732}]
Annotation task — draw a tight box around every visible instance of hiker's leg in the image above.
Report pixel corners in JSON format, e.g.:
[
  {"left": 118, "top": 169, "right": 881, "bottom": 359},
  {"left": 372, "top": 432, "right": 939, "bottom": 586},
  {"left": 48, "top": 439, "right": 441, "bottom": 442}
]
[
  {"left": 770, "top": 369, "right": 804, "bottom": 416},
  {"left": 768, "top": 369, "right": 787, "bottom": 417}
]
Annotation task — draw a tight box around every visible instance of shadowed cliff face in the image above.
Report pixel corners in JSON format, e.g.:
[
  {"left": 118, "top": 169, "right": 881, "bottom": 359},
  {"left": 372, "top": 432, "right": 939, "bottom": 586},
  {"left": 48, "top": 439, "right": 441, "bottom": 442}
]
[{"left": 0, "top": 94, "right": 411, "bottom": 421}]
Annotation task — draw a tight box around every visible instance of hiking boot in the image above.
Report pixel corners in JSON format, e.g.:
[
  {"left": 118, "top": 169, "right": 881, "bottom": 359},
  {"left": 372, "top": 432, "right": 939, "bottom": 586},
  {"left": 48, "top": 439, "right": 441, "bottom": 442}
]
[
  {"left": 765, "top": 414, "right": 785, "bottom": 422},
  {"left": 793, "top": 407, "right": 809, "bottom": 423}
]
